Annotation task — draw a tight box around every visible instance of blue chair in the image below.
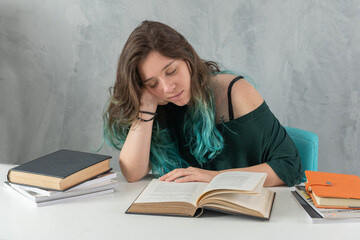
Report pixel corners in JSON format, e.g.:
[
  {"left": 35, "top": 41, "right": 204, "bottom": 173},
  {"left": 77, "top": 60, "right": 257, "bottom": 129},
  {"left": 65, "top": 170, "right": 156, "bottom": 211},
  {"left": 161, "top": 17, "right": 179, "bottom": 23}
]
[{"left": 284, "top": 126, "right": 319, "bottom": 182}]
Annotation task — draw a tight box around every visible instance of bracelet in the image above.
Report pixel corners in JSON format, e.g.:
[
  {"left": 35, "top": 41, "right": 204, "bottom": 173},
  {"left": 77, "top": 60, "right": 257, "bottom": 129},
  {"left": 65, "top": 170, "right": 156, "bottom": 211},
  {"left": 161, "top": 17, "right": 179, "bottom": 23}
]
[
  {"left": 139, "top": 111, "right": 158, "bottom": 116},
  {"left": 138, "top": 110, "right": 158, "bottom": 122},
  {"left": 137, "top": 116, "right": 156, "bottom": 122}
]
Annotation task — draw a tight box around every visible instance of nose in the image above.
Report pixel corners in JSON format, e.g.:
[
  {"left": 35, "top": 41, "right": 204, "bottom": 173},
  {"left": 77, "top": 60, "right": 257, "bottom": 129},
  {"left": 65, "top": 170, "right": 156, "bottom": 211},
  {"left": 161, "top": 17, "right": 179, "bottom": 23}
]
[{"left": 162, "top": 79, "right": 176, "bottom": 94}]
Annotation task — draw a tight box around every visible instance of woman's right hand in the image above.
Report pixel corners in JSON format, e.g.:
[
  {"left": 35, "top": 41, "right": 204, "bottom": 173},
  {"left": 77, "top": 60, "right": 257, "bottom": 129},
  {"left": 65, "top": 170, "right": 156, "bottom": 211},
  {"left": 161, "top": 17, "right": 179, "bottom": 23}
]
[{"left": 139, "top": 88, "right": 168, "bottom": 111}]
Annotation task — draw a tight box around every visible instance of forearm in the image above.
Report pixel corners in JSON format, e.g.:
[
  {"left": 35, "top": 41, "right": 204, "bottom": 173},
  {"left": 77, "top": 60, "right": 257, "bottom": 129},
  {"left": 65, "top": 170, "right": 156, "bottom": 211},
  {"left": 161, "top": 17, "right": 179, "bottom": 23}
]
[
  {"left": 220, "top": 163, "right": 285, "bottom": 187},
  {"left": 119, "top": 119, "right": 153, "bottom": 182}
]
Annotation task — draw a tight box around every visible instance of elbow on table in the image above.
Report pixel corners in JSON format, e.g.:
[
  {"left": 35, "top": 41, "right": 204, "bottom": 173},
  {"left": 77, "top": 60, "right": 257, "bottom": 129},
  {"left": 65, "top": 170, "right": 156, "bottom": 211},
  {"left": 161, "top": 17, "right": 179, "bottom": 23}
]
[
  {"left": 124, "top": 174, "right": 144, "bottom": 183},
  {"left": 119, "top": 163, "right": 149, "bottom": 183}
]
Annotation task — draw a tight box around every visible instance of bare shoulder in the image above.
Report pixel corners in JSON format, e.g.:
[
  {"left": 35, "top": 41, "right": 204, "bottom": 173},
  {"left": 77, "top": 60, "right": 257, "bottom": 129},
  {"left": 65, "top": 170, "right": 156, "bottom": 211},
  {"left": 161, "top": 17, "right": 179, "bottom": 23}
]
[
  {"left": 231, "top": 77, "right": 264, "bottom": 119},
  {"left": 212, "top": 74, "right": 263, "bottom": 121}
]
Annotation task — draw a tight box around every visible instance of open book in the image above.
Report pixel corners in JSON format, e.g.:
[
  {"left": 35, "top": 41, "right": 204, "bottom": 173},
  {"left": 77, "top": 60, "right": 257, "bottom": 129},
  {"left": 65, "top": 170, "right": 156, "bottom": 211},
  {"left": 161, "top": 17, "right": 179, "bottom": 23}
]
[{"left": 126, "top": 171, "right": 275, "bottom": 220}]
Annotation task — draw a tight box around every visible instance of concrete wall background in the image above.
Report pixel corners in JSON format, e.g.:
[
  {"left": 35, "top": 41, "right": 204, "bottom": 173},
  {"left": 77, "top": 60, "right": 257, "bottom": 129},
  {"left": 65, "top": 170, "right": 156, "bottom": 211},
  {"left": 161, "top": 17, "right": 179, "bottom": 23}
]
[{"left": 0, "top": 0, "right": 359, "bottom": 175}]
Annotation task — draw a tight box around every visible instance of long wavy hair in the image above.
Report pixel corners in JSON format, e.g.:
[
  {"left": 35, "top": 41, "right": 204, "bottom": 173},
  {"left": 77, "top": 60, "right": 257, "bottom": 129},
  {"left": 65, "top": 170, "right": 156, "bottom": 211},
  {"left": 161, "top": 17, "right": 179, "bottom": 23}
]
[{"left": 103, "top": 20, "right": 224, "bottom": 176}]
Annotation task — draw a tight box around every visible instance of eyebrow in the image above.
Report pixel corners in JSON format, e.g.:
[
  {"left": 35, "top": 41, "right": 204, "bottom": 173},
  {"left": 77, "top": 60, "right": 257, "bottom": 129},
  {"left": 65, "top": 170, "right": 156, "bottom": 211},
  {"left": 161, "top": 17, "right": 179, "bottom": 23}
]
[{"left": 142, "top": 60, "right": 176, "bottom": 83}]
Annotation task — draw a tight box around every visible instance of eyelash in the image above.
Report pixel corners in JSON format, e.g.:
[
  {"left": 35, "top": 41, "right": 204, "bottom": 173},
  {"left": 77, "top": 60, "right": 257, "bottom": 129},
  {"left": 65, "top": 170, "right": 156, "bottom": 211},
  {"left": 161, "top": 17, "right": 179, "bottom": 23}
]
[
  {"left": 167, "top": 68, "right": 176, "bottom": 75},
  {"left": 148, "top": 68, "right": 176, "bottom": 88},
  {"left": 149, "top": 82, "right": 158, "bottom": 88}
]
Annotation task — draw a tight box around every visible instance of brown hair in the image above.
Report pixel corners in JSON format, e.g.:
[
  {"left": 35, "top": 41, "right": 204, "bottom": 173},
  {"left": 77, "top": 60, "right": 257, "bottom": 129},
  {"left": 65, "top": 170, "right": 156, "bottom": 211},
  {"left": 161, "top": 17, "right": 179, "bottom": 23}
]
[{"left": 104, "top": 20, "right": 219, "bottom": 147}]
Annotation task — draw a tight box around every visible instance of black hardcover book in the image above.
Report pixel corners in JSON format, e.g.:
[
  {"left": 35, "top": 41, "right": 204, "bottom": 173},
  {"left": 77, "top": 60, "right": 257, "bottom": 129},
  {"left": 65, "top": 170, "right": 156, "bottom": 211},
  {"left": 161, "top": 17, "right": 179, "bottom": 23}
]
[{"left": 7, "top": 149, "right": 111, "bottom": 191}]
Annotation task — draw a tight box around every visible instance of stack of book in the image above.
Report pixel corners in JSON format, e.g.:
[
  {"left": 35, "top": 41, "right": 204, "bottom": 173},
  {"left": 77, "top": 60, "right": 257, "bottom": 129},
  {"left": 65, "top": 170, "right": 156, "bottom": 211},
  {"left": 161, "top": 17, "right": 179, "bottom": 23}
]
[
  {"left": 4, "top": 149, "right": 118, "bottom": 206},
  {"left": 292, "top": 170, "right": 360, "bottom": 223}
]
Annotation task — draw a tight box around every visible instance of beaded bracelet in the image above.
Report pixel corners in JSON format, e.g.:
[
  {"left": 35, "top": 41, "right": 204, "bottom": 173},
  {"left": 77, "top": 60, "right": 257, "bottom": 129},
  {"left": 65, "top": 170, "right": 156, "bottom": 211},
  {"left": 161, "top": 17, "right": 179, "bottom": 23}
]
[{"left": 138, "top": 110, "right": 158, "bottom": 122}]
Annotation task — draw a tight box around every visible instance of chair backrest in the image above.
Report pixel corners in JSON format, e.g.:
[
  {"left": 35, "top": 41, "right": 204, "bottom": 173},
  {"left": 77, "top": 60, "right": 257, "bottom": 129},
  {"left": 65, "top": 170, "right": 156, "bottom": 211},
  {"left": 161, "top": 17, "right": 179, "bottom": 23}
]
[{"left": 284, "top": 126, "right": 319, "bottom": 182}]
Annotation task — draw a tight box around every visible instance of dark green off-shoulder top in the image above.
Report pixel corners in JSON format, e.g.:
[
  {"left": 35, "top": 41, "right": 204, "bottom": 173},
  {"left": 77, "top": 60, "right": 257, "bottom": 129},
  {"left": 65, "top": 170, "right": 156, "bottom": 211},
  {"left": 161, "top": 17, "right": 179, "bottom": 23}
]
[{"left": 157, "top": 77, "right": 303, "bottom": 186}]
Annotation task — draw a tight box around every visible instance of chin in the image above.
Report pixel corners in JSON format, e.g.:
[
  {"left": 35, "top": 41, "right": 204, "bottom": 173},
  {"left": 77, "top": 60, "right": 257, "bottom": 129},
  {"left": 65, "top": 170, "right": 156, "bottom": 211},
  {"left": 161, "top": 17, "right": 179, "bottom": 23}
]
[
  {"left": 174, "top": 97, "right": 191, "bottom": 106},
  {"left": 168, "top": 92, "right": 191, "bottom": 106},
  {"left": 173, "top": 101, "right": 188, "bottom": 106}
]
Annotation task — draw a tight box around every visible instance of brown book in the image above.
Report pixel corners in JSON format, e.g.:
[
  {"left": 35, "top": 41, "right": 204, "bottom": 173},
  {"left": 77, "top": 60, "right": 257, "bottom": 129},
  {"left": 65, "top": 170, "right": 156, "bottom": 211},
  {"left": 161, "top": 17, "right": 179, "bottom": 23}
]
[
  {"left": 126, "top": 172, "right": 275, "bottom": 220},
  {"left": 7, "top": 149, "right": 111, "bottom": 191}
]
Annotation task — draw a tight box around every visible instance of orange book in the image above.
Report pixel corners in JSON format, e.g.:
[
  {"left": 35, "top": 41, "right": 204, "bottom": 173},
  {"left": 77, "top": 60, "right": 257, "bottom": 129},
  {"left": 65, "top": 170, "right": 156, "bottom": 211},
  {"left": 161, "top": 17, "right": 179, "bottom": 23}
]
[{"left": 305, "top": 170, "right": 360, "bottom": 209}]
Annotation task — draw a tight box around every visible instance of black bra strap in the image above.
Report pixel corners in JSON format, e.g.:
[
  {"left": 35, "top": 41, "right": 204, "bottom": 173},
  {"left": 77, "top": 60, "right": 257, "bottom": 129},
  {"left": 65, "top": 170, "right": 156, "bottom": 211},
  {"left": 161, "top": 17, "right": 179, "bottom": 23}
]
[{"left": 227, "top": 76, "right": 244, "bottom": 120}]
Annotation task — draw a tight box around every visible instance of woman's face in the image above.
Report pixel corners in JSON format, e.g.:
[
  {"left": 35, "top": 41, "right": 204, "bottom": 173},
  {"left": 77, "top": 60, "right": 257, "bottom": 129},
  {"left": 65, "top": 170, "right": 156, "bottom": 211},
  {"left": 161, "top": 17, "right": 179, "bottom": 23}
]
[{"left": 137, "top": 51, "right": 191, "bottom": 106}]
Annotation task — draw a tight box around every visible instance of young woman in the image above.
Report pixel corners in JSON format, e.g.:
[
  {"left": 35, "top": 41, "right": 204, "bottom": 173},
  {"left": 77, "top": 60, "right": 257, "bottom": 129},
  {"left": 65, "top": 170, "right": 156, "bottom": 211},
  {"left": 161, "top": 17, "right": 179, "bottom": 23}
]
[{"left": 104, "top": 20, "right": 303, "bottom": 186}]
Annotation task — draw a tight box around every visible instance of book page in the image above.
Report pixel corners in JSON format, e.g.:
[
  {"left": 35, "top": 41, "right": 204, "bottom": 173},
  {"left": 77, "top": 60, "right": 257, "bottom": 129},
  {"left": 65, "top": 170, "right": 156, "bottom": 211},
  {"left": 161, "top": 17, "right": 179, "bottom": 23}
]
[
  {"left": 218, "top": 188, "right": 272, "bottom": 212},
  {"left": 200, "top": 188, "right": 274, "bottom": 218},
  {"left": 295, "top": 185, "right": 360, "bottom": 219},
  {"left": 201, "top": 171, "right": 267, "bottom": 195},
  {"left": 134, "top": 179, "right": 207, "bottom": 206}
]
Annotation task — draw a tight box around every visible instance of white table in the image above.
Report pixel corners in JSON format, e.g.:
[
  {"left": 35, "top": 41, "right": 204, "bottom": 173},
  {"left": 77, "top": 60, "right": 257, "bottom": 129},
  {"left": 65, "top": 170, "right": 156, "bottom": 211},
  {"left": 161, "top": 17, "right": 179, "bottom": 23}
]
[{"left": 1, "top": 164, "right": 359, "bottom": 240}]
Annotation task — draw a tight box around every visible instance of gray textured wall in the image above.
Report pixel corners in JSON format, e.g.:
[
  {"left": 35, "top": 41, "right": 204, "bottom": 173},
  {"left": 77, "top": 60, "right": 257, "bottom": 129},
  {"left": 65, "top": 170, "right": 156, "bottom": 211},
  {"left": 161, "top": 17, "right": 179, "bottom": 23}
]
[{"left": 0, "top": 0, "right": 359, "bottom": 175}]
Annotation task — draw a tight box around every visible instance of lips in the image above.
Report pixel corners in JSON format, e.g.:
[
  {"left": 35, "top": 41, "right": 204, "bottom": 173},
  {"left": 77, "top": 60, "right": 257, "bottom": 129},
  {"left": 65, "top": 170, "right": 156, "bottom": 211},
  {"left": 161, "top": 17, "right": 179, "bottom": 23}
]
[{"left": 168, "top": 91, "right": 183, "bottom": 101}]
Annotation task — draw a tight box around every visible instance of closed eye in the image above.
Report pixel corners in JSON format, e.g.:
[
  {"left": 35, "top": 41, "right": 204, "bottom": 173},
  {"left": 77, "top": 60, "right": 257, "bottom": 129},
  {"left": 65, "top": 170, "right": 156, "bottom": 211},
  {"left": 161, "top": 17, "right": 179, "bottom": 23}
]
[
  {"left": 149, "top": 81, "right": 158, "bottom": 88},
  {"left": 167, "top": 68, "right": 176, "bottom": 76}
]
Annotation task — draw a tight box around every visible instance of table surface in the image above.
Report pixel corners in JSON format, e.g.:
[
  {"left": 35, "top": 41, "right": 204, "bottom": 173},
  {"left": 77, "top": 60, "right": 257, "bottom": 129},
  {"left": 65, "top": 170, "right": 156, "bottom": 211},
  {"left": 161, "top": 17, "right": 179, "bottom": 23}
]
[{"left": 1, "top": 164, "right": 359, "bottom": 240}]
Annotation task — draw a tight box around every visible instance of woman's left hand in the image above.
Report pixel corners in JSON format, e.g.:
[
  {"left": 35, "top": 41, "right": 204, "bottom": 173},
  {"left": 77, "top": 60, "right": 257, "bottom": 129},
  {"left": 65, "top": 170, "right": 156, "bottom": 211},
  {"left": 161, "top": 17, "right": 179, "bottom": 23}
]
[{"left": 159, "top": 167, "right": 219, "bottom": 183}]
